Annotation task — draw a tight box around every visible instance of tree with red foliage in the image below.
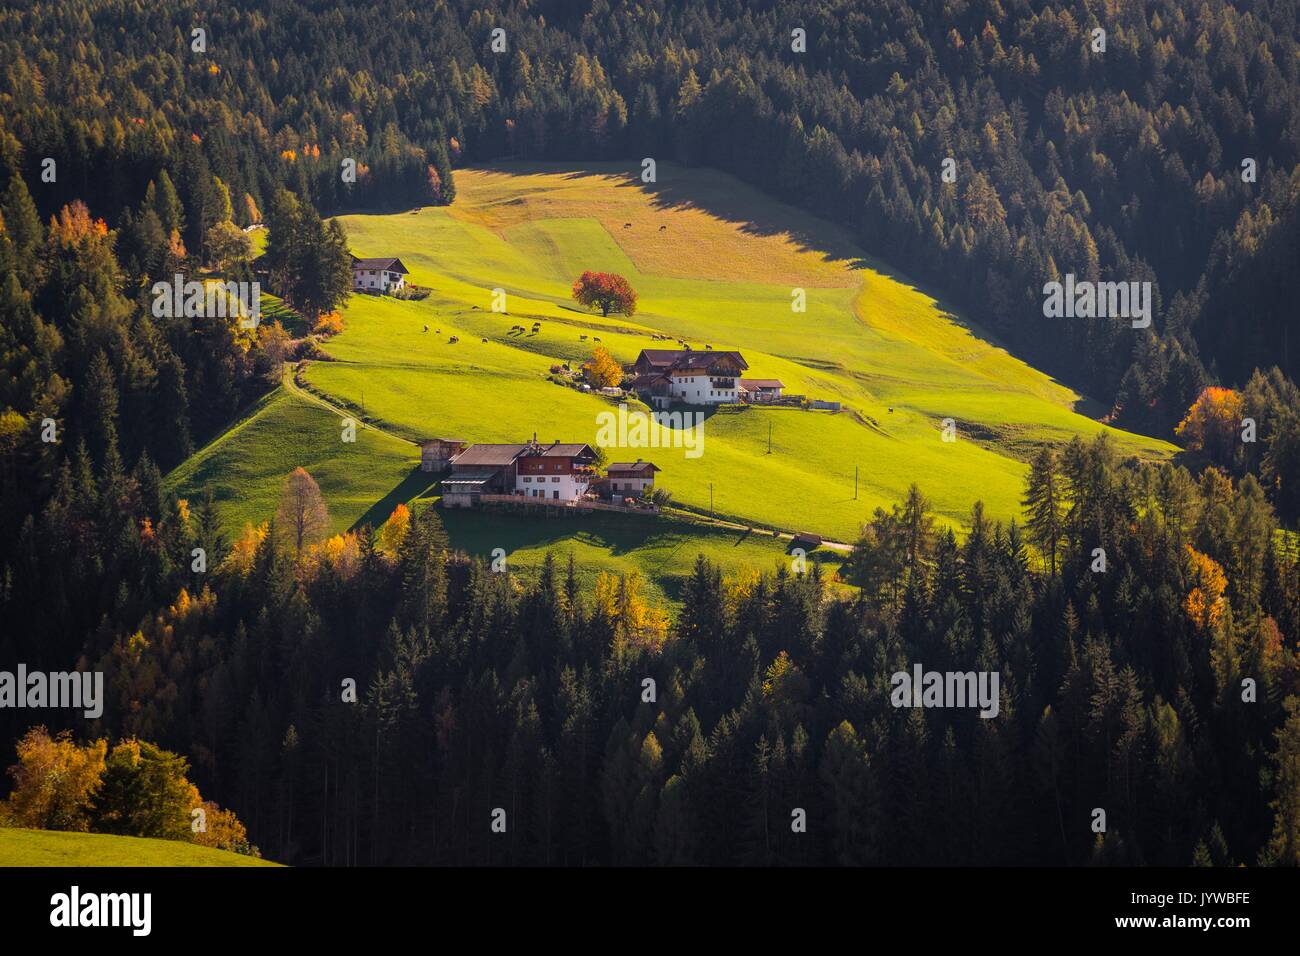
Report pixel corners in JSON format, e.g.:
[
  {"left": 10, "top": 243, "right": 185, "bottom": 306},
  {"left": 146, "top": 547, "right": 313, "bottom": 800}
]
[{"left": 572, "top": 271, "right": 637, "bottom": 318}]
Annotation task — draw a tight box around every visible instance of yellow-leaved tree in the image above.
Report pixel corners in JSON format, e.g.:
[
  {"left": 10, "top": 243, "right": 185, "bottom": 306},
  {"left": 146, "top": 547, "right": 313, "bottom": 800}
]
[
  {"left": 1175, "top": 386, "right": 1244, "bottom": 466},
  {"left": 1183, "top": 544, "right": 1227, "bottom": 631},
  {"left": 377, "top": 502, "right": 411, "bottom": 555},
  {"left": 2, "top": 727, "right": 107, "bottom": 831},
  {"left": 583, "top": 346, "right": 623, "bottom": 389},
  {"left": 594, "top": 570, "right": 669, "bottom": 652}
]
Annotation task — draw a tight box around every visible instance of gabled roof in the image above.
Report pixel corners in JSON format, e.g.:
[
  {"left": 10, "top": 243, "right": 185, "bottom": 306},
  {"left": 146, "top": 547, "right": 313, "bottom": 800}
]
[
  {"left": 637, "top": 349, "right": 689, "bottom": 367},
  {"left": 519, "top": 442, "right": 596, "bottom": 459},
  {"left": 351, "top": 256, "right": 409, "bottom": 274},
  {"left": 636, "top": 349, "right": 747, "bottom": 371},
  {"left": 739, "top": 378, "right": 785, "bottom": 389},
  {"left": 451, "top": 444, "right": 528, "bottom": 467},
  {"left": 607, "top": 461, "right": 660, "bottom": 475}
]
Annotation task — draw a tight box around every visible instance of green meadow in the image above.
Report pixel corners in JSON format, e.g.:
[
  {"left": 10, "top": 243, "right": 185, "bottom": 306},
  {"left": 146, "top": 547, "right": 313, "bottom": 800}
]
[
  {"left": 170, "top": 161, "right": 1176, "bottom": 596},
  {"left": 0, "top": 828, "right": 281, "bottom": 867}
]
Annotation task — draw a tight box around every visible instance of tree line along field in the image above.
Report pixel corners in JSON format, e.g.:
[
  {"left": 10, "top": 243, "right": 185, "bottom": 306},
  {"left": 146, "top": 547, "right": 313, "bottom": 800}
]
[{"left": 170, "top": 162, "right": 1175, "bottom": 595}]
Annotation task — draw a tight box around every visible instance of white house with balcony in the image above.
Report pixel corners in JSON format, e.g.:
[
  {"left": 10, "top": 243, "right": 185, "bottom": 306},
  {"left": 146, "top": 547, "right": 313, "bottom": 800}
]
[
  {"left": 631, "top": 349, "right": 748, "bottom": 406},
  {"left": 513, "top": 438, "right": 599, "bottom": 502},
  {"left": 351, "top": 256, "right": 408, "bottom": 294}
]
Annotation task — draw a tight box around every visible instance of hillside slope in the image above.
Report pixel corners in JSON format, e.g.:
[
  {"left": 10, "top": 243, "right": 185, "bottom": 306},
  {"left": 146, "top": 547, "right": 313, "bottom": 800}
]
[
  {"left": 170, "top": 162, "right": 1176, "bottom": 584},
  {"left": 0, "top": 828, "right": 280, "bottom": 867}
]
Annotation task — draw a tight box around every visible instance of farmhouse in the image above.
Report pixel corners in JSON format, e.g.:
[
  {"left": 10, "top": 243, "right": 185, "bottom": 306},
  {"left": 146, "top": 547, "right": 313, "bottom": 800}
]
[
  {"left": 515, "top": 440, "right": 599, "bottom": 501},
  {"left": 441, "top": 443, "right": 528, "bottom": 508},
  {"left": 738, "top": 378, "right": 785, "bottom": 403},
  {"left": 605, "top": 460, "right": 660, "bottom": 497},
  {"left": 351, "top": 256, "right": 408, "bottom": 293},
  {"left": 419, "top": 438, "right": 467, "bottom": 473},
  {"left": 631, "top": 349, "right": 748, "bottom": 407},
  {"left": 441, "top": 436, "right": 598, "bottom": 507}
]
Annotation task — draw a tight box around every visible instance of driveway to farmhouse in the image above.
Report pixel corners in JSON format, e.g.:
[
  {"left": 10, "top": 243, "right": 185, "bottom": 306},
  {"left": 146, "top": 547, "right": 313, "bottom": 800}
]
[{"left": 282, "top": 365, "right": 418, "bottom": 448}]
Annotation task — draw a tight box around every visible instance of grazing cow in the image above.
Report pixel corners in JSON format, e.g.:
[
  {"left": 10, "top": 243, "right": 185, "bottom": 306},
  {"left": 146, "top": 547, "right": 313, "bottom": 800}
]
[
  {"left": 658, "top": 225, "right": 666, "bottom": 232},
  {"left": 705, "top": 344, "right": 712, "bottom": 350},
  {"left": 888, "top": 407, "right": 894, "bottom": 413},
  {"left": 449, "top": 335, "right": 459, "bottom": 343},
  {"left": 580, "top": 334, "right": 588, "bottom": 340},
  {"left": 594, "top": 337, "right": 601, "bottom": 342},
  {"left": 623, "top": 222, "right": 631, "bottom": 228},
  {"left": 423, "top": 325, "right": 429, "bottom": 332},
  {"left": 482, "top": 337, "right": 488, "bottom": 343}
]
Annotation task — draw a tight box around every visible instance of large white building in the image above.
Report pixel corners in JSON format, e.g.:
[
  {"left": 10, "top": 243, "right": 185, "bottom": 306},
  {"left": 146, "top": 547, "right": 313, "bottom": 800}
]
[
  {"left": 351, "top": 256, "right": 408, "bottom": 293},
  {"left": 514, "top": 440, "right": 599, "bottom": 501},
  {"left": 630, "top": 349, "right": 749, "bottom": 407}
]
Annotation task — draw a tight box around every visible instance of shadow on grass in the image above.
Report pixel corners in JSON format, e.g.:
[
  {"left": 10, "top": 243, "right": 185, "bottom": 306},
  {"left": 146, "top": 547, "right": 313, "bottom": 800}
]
[
  {"left": 350, "top": 467, "right": 440, "bottom": 532},
  {"left": 471, "top": 161, "right": 1150, "bottom": 437}
]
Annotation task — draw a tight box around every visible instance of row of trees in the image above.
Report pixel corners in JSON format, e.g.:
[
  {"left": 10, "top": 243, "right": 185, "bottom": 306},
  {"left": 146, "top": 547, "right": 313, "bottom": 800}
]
[
  {"left": 0, "top": 158, "right": 357, "bottom": 550},
  {"left": 4, "top": 427, "right": 1298, "bottom": 865},
  {"left": 3, "top": 727, "right": 257, "bottom": 856},
  {"left": 1, "top": 1, "right": 1295, "bottom": 415},
  {"left": 2, "top": 0, "right": 1298, "bottom": 509}
]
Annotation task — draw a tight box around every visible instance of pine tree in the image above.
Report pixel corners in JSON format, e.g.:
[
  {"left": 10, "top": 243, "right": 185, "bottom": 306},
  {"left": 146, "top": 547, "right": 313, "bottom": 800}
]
[
  {"left": 83, "top": 351, "right": 120, "bottom": 467},
  {"left": 1023, "top": 446, "right": 1065, "bottom": 576},
  {"left": 151, "top": 171, "right": 185, "bottom": 237},
  {"left": 1264, "top": 697, "right": 1300, "bottom": 866},
  {"left": 1, "top": 174, "right": 42, "bottom": 270}
]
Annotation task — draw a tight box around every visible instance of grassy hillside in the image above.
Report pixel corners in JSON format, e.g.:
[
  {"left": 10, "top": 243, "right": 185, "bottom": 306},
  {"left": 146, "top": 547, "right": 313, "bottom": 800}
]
[
  {"left": 438, "top": 507, "right": 845, "bottom": 605},
  {"left": 169, "top": 161, "right": 1175, "bottom": 594},
  {"left": 167, "top": 386, "right": 427, "bottom": 537},
  {"left": 0, "top": 828, "right": 280, "bottom": 867}
]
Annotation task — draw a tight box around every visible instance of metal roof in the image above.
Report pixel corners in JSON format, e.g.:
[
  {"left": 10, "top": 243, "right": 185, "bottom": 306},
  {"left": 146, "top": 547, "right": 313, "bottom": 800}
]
[{"left": 450, "top": 444, "right": 528, "bottom": 467}]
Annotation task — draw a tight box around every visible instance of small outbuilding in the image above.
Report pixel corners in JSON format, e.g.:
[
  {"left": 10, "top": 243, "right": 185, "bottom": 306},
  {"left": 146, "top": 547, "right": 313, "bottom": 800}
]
[
  {"left": 420, "top": 438, "right": 468, "bottom": 473},
  {"left": 605, "top": 460, "right": 660, "bottom": 497}
]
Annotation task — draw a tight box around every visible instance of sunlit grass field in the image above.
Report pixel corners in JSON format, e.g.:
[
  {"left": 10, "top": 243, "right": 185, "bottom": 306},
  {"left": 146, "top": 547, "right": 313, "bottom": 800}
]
[
  {"left": 0, "top": 828, "right": 280, "bottom": 867},
  {"left": 169, "top": 161, "right": 1176, "bottom": 594}
]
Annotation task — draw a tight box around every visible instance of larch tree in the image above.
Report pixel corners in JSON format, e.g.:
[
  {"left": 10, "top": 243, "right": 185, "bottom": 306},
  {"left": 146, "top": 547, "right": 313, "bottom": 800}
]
[
  {"left": 582, "top": 346, "right": 623, "bottom": 388},
  {"left": 1023, "top": 446, "right": 1065, "bottom": 577},
  {"left": 274, "top": 466, "right": 330, "bottom": 557}
]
